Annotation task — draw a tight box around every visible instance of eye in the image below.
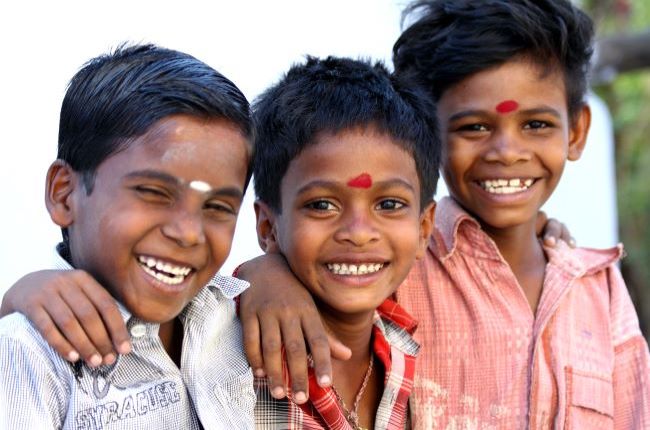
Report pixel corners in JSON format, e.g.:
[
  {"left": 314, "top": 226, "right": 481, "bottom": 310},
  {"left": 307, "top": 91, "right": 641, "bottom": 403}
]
[
  {"left": 133, "top": 185, "right": 172, "bottom": 203},
  {"left": 205, "top": 201, "right": 236, "bottom": 215},
  {"left": 457, "top": 123, "right": 489, "bottom": 132},
  {"left": 375, "top": 199, "right": 406, "bottom": 211},
  {"left": 305, "top": 199, "right": 338, "bottom": 212},
  {"left": 524, "top": 120, "right": 552, "bottom": 130}
]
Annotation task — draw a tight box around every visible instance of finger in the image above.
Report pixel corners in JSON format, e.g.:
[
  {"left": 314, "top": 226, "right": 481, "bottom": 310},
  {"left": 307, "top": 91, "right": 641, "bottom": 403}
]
[
  {"left": 59, "top": 285, "right": 116, "bottom": 365},
  {"left": 542, "top": 220, "right": 562, "bottom": 248},
  {"left": 29, "top": 306, "right": 80, "bottom": 363},
  {"left": 328, "top": 335, "right": 352, "bottom": 362},
  {"left": 79, "top": 276, "right": 130, "bottom": 356},
  {"left": 44, "top": 295, "right": 103, "bottom": 367},
  {"left": 259, "top": 314, "right": 286, "bottom": 399},
  {"left": 280, "top": 316, "right": 309, "bottom": 404},
  {"left": 302, "top": 315, "right": 334, "bottom": 388},
  {"left": 242, "top": 313, "right": 265, "bottom": 377},
  {"left": 535, "top": 210, "right": 548, "bottom": 237}
]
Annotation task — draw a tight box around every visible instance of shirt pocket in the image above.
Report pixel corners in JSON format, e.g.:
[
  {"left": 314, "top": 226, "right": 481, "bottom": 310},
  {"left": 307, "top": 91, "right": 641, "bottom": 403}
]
[
  {"left": 564, "top": 366, "right": 613, "bottom": 430},
  {"left": 212, "top": 368, "right": 256, "bottom": 429}
]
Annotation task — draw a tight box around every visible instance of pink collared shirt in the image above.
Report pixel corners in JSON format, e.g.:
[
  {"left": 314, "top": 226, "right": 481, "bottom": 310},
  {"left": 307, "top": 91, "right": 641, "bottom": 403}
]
[{"left": 396, "top": 197, "right": 650, "bottom": 429}]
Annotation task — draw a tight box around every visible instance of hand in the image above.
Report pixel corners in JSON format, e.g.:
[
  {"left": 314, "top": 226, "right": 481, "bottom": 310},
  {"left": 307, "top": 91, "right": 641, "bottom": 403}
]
[
  {"left": 0, "top": 270, "right": 131, "bottom": 366},
  {"left": 536, "top": 211, "right": 576, "bottom": 248},
  {"left": 237, "top": 254, "right": 351, "bottom": 404}
]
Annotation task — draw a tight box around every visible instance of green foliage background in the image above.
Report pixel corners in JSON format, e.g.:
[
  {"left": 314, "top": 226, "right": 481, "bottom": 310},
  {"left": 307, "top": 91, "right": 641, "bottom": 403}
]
[{"left": 584, "top": 0, "right": 650, "bottom": 337}]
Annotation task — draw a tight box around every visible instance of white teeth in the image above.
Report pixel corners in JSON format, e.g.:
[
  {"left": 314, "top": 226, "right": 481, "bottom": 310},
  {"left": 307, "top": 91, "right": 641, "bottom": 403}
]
[
  {"left": 137, "top": 255, "right": 192, "bottom": 285},
  {"left": 480, "top": 178, "right": 534, "bottom": 195},
  {"left": 327, "top": 263, "right": 384, "bottom": 276}
]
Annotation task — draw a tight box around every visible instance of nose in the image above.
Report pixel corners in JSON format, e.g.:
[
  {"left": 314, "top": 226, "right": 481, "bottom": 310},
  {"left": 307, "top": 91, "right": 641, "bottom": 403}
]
[
  {"left": 161, "top": 206, "right": 206, "bottom": 247},
  {"left": 333, "top": 207, "right": 380, "bottom": 246},
  {"left": 484, "top": 129, "right": 531, "bottom": 165}
]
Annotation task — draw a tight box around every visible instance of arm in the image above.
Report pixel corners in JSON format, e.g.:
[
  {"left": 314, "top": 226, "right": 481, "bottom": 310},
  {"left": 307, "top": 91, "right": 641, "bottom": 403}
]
[
  {"left": 0, "top": 270, "right": 130, "bottom": 367},
  {"left": 607, "top": 266, "right": 650, "bottom": 428},
  {"left": 237, "top": 253, "right": 351, "bottom": 404}
]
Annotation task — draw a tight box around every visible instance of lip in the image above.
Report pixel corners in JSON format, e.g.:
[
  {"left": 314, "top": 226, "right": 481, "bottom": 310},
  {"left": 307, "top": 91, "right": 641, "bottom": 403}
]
[
  {"left": 321, "top": 256, "right": 389, "bottom": 288},
  {"left": 471, "top": 177, "right": 539, "bottom": 204},
  {"left": 135, "top": 254, "right": 196, "bottom": 295}
]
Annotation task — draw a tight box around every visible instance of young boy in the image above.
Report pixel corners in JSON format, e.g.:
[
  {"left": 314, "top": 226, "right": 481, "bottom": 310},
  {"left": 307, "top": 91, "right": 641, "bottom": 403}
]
[
  {"left": 0, "top": 44, "right": 256, "bottom": 429},
  {"left": 249, "top": 56, "right": 439, "bottom": 428}
]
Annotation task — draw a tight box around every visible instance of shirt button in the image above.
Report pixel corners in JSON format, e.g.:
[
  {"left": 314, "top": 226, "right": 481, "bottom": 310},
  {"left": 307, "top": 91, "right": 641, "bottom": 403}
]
[{"left": 130, "top": 324, "right": 147, "bottom": 338}]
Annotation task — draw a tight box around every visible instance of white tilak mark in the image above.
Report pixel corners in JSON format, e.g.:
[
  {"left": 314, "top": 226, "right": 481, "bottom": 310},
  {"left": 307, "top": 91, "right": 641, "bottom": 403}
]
[{"left": 189, "top": 180, "right": 212, "bottom": 193}]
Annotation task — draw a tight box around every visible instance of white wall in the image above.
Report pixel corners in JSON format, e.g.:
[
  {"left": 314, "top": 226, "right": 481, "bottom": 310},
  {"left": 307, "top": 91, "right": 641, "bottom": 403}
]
[{"left": 0, "top": 0, "right": 617, "bottom": 299}]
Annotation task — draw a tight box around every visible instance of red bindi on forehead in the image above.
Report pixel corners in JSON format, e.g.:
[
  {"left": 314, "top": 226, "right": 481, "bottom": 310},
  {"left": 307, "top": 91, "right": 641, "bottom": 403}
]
[
  {"left": 347, "top": 173, "right": 372, "bottom": 189},
  {"left": 495, "top": 100, "right": 519, "bottom": 114}
]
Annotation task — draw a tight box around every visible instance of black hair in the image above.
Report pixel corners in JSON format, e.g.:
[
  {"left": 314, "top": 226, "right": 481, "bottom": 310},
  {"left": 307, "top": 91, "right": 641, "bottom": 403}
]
[
  {"left": 392, "top": 0, "right": 594, "bottom": 120},
  {"left": 58, "top": 43, "right": 253, "bottom": 192},
  {"left": 252, "top": 56, "right": 441, "bottom": 212}
]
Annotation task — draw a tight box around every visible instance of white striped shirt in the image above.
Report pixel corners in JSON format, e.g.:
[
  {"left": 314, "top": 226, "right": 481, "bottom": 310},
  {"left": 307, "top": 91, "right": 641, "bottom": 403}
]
[{"left": 0, "top": 249, "right": 255, "bottom": 429}]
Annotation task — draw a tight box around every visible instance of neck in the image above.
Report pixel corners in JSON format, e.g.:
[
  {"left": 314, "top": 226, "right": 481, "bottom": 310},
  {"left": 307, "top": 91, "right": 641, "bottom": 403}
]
[
  {"left": 158, "top": 318, "right": 184, "bottom": 367},
  {"left": 321, "top": 308, "right": 375, "bottom": 362},
  {"left": 481, "top": 218, "right": 547, "bottom": 313}
]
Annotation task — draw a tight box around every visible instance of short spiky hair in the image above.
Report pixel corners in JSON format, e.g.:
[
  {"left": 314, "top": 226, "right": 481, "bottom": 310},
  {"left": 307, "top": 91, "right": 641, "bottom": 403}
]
[
  {"left": 393, "top": 0, "right": 594, "bottom": 120},
  {"left": 58, "top": 43, "right": 253, "bottom": 192},
  {"left": 252, "top": 56, "right": 441, "bottom": 212}
]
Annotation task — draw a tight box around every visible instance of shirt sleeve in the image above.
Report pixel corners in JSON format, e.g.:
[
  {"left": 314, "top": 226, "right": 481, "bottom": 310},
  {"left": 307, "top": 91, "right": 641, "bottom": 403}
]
[
  {"left": 607, "top": 265, "right": 650, "bottom": 429},
  {"left": 0, "top": 318, "right": 68, "bottom": 429}
]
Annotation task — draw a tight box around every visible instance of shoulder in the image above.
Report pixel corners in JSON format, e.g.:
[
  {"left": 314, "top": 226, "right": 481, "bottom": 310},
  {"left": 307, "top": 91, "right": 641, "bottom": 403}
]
[
  {"left": 546, "top": 240, "right": 623, "bottom": 278},
  {"left": 0, "top": 313, "right": 69, "bottom": 371}
]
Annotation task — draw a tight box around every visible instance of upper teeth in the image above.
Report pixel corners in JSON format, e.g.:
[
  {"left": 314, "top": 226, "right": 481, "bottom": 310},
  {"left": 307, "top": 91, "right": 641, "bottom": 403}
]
[
  {"left": 480, "top": 178, "right": 533, "bottom": 194},
  {"left": 327, "top": 263, "right": 383, "bottom": 276},
  {"left": 137, "top": 255, "right": 192, "bottom": 285}
]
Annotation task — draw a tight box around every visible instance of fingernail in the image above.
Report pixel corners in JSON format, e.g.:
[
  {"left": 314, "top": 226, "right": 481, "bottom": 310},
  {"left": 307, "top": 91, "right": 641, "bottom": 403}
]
[
  {"left": 569, "top": 238, "right": 576, "bottom": 247},
  {"left": 294, "top": 391, "right": 307, "bottom": 404},
  {"left": 254, "top": 368, "right": 266, "bottom": 378},
  {"left": 88, "top": 354, "right": 102, "bottom": 367},
  {"left": 68, "top": 350, "right": 80, "bottom": 362},
  {"left": 546, "top": 236, "right": 556, "bottom": 246},
  {"left": 103, "top": 353, "right": 116, "bottom": 365},
  {"left": 318, "top": 375, "right": 331, "bottom": 387},
  {"left": 271, "top": 386, "right": 285, "bottom": 398},
  {"left": 117, "top": 341, "right": 131, "bottom": 355}
]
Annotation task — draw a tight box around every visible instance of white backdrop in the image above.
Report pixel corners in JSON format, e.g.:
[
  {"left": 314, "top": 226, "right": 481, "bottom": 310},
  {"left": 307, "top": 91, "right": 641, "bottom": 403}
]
[{"left": 0, "top": 0, "right": 618, "bottom": 299}]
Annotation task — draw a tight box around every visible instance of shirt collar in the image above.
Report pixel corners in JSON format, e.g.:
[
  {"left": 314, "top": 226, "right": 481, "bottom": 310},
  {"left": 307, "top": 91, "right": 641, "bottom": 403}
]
[{"left": 429, "top": 197, "right": 624, "bottom": 275}]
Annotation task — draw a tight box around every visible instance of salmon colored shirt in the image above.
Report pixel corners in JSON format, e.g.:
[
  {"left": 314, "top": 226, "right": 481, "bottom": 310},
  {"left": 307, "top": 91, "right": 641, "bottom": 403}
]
[{"left": 396, "top": 197, "right": 650, "bottom": 429}]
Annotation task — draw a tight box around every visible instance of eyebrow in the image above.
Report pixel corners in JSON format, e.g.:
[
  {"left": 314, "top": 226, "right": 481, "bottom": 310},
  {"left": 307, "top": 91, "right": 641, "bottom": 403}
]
[
  {"left": 448, "top": 106, "right": 562, "bottom": 122},
  {"left": 296, "top": 178, "right": 416, "bottom": 195},
  {"left": 124, "top": 169, "right": 243, "bottom": 199}
]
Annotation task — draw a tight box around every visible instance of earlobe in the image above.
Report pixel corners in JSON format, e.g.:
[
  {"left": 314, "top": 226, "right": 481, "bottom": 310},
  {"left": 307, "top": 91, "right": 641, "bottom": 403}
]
[
  {"left": 416, "top": 202, "right": 436, "bottom": 260},
  {"left": 254, "top": 200, "right": 281, "bottom": 253},
  {"left": 45, "top": 160, "right": 77, "bottom": 228},
  {"left": 567, "top": 104, "right": 591, "bottom": 161}
]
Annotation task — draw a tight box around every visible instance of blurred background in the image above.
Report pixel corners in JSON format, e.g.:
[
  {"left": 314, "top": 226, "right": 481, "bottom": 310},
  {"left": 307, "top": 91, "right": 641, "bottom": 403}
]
[
  {"left": 583, "top": 0, "right": 650, "bottom": 339},
  {"left": 0, "top": 0, "right": 647, "bottom": 340}
]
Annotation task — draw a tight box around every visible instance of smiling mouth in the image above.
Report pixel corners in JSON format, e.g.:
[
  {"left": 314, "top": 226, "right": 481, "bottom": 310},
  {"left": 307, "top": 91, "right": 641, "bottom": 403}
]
[
  {"left": 137, "top": 255, "right": 193, "bottom": 285},
  {"left": 478, "top": 178, "right": 535, "bottom": 195},
  {"left": 326, "top": 263, "right": 384, "bottom": 276}
]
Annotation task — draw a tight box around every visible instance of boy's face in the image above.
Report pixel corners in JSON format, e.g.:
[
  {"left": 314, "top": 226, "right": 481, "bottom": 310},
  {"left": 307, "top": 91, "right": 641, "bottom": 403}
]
[
  {"left": 51, "top": 114, "right": 249, "bottom": 323},
  {"left": 257, "top": 126, "right": 433, "bottom": 319},
  {"left": 437, "top": 59, "right": 590, "bottom": 233}
]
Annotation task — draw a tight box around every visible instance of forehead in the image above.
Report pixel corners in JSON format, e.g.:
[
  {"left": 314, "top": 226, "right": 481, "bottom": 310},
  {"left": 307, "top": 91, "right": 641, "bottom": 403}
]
[
  {"left": 98, "top": 115, "right": 249, "bottom": 187},
  {"left": 285, "top": 126, "right": 419, "bottom": 187},
  {"left": 439, "top": 59, "right": 567, "bottom": 111}
]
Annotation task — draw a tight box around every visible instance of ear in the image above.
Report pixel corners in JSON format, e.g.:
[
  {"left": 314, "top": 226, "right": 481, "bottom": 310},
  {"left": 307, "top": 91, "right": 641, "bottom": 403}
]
[
  {"left": 254, "top": 200, "right": 281, "bottom": 253},
  {"left": 567, "top": 104, "right": 591, "bottom": 161},
  {"left": 415, "top": 201, "right": 436, "bottom": 260},
  {"left": 45, "top": 160, "right": 78, "bottom": 228}
]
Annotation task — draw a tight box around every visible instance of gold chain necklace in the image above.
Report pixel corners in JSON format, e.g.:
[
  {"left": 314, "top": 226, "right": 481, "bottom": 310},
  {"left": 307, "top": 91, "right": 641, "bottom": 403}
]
[{"left": 331, "top": 353, "right": 374, "bottom": 430}]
